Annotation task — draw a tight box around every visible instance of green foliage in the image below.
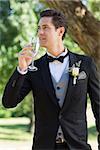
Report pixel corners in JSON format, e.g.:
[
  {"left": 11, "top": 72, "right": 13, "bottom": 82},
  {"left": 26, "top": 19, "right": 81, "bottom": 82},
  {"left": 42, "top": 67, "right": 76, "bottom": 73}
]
[
  {"left": 0, "top": 0, "right": 38, "bottom": 118},
  {"left": 88, "top": 0, "right": 100, "bottom": 19},
  {"left": 0, "top": 106, "right": 12, "bottom": 118}
]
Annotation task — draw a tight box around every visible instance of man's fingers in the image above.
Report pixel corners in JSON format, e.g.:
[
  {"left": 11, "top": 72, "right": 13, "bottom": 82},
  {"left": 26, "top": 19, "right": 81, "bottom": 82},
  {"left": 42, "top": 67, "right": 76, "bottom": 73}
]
[
  {"left": 18, "top": 50, "right": 32, "bottom": 57},
  {"left": 22, "top": 47, "right": 33, "bottom": 51}
]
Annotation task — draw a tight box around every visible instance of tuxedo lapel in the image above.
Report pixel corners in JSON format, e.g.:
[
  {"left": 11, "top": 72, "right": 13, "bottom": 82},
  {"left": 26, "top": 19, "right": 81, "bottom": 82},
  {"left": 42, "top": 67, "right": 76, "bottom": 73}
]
[
  {"left": 40, "top": 54, "right": 60, "bottom": 109},
  {"left": 61, "top": 52, "right": 78, "bottom": 111}
]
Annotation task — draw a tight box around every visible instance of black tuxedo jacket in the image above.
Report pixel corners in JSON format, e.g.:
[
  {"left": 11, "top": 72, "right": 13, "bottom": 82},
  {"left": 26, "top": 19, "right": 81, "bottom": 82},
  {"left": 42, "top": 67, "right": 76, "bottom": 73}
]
[{"left": 2, "top": 51, "right": 100, "bottom": 150}]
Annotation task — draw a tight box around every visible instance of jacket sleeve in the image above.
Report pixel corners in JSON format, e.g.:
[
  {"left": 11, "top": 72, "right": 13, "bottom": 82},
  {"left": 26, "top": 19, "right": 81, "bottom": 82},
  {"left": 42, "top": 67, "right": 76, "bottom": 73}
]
[
  {"left": 87, "top": 58, "right": 100, "bottom": 148},
  {"left": 2, "top": 68, "right": 32, "bottom": 108}
]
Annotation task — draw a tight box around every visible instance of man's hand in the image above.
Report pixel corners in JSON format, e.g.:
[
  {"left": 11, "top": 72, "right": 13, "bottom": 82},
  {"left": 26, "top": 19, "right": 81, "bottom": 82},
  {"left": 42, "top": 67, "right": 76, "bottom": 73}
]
[{"left": 18, "top": 44, "right": 33, "bottom": 72}]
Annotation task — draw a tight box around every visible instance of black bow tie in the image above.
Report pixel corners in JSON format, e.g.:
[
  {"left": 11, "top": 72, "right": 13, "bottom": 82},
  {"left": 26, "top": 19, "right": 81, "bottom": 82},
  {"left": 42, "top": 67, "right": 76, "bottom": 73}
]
[{"left": 47, "top": 52, "right": 68, "bottom": 63}]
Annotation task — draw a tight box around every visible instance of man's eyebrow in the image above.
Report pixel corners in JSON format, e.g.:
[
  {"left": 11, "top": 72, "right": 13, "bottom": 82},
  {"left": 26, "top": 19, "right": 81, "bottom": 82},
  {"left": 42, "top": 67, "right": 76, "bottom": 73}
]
[{"left": 38, "top": 24, "right": 49, "bottom": 28}]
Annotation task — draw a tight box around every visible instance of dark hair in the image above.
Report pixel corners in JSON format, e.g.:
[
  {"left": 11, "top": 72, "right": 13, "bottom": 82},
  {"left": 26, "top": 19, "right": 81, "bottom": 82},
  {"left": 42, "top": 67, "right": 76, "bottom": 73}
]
[{"left": 40, "top": 9, "right": 67, "bottom": 39}]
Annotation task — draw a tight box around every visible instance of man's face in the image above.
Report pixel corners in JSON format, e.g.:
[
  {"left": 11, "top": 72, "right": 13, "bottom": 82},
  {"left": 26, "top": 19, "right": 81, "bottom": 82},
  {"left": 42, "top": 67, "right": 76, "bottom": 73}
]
[{"left": 37, "top": 17, "right": 59, "bottom": 49}]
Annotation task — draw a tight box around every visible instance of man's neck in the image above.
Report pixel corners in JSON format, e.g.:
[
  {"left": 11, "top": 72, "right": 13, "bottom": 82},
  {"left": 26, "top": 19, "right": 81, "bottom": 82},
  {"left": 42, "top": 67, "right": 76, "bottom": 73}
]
[{"left": 47, "top": 44, "right": 65, "bottom": 57}]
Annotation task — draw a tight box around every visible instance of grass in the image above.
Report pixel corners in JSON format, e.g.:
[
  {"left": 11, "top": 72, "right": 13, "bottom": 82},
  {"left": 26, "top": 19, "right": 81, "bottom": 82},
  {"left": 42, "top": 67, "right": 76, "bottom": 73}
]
[{"left": 0, "top": 117, "right": 32, "bottom": 141}]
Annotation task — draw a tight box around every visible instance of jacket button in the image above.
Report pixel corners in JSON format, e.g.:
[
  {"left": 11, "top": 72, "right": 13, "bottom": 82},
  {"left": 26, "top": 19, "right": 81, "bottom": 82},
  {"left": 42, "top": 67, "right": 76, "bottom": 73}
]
[
  {"left": 57, "top": 98, "right": 60, "bottom": 101},
  {"left": 57, "top": 86, "right": 60, "bottom": 90}
]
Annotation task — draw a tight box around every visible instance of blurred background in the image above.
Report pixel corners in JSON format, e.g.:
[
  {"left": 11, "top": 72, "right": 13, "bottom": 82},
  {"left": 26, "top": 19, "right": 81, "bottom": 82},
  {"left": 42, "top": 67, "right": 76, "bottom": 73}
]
[{"left": 0, "top": 0, "right": 99, "bottom": 149}]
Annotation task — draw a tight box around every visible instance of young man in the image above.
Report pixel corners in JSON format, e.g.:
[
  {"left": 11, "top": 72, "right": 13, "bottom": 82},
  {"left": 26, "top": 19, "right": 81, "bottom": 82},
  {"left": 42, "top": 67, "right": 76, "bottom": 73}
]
[{"left": 2, "top": 9, "right": 100, "bottom": 150}]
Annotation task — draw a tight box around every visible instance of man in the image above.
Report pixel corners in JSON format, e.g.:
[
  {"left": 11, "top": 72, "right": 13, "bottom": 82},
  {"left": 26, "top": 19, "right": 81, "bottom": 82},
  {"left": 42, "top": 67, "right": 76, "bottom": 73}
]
[{"left": 2, "top": 9, "right": 100, "bottom": 150}]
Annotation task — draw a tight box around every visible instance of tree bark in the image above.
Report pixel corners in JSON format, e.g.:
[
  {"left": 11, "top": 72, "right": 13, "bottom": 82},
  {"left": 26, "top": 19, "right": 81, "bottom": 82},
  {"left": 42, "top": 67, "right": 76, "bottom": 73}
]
[{"left": 40, "top": 0, "right": 100, "bottom": 74}]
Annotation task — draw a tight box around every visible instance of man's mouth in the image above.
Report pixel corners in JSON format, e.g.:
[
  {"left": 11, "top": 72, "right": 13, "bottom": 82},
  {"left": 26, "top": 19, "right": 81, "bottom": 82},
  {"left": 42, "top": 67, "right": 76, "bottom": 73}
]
[{"left": 39, "top": 38, "right": 46, "bottom": 41}]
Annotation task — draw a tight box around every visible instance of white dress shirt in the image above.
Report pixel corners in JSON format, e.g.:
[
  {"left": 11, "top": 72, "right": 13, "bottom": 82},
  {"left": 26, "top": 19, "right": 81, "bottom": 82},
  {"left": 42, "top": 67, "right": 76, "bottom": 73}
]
[{"left": 47, "top": 49, "right": 69, "bottom": 83}]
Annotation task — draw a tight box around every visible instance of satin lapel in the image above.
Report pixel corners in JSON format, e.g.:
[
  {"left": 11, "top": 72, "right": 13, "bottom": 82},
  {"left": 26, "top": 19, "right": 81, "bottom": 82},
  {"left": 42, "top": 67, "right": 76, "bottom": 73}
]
[
  {"left": 61, "top": 52, "right": 78, "bottom": 111},
  {"left": 40, "top": 54, "right": 60, "bottom": 109}
]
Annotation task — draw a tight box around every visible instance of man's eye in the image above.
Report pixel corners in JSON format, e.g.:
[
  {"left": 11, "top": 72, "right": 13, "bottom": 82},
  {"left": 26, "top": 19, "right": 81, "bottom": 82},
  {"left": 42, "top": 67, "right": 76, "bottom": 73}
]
[{"left": 43, "top": 26, "right": 48, "bottom": 29}]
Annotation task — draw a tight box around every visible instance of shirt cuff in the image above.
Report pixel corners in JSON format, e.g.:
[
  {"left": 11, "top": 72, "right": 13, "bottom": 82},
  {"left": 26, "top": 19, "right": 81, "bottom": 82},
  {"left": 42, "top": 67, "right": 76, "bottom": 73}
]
[{"left": 17, "top": 66, "right": 28, "bottom": 75}]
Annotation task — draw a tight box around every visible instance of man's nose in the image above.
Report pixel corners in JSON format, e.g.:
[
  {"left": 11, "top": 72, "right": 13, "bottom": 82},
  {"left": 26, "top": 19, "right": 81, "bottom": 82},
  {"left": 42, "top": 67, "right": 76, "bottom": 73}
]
[{"left": 38, "top": 29, "right": 44, "bottom": 35}]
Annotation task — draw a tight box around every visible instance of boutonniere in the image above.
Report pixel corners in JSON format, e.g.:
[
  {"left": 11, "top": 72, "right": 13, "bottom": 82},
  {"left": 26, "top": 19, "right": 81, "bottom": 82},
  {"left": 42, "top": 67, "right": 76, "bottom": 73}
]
[{"left": 69, "top": 60, "right": 82, "bottom": 85}]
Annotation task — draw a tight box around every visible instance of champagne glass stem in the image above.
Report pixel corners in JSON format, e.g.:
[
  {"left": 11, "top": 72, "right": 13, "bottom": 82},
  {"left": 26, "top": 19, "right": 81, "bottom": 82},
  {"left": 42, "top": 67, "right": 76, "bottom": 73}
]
[{"left": 31, "top": 58, "right": 34, "bottom": 68}]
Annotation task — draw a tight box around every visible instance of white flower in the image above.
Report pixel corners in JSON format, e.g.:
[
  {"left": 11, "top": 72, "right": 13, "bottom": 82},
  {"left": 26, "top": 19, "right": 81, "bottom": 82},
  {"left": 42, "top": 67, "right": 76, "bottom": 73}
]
[
  {"left": 72, "top": 67, "right": 79, "bottom": 77},
  {"left": 69, "top": 60, "right": 82, "bottom": 85}
]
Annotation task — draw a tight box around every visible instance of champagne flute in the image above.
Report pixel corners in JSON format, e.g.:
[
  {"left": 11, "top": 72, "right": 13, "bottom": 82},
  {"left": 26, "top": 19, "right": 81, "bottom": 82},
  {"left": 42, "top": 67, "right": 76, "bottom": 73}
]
[{"left": 28, "top": 37, "right": 40, "bottom": 71}]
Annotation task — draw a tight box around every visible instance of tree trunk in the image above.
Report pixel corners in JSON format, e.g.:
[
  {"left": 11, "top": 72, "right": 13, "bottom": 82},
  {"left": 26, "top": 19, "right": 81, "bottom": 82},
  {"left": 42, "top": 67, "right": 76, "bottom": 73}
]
[{"left": 40, "top": 0, "right": 100, "bottom": 75}]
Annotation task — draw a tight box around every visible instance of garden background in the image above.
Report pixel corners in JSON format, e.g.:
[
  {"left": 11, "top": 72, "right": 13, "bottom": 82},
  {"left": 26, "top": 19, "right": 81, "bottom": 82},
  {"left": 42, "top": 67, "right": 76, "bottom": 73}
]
[{"left": 0, "top": 0, "right": 99, "bottom": 149}]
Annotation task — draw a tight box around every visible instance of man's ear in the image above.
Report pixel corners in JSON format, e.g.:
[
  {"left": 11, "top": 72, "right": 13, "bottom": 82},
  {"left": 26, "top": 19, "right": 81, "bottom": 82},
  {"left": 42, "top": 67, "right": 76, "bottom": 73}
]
[{"left": 59, "top": 27, "right": 65, "bottom": 37}]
